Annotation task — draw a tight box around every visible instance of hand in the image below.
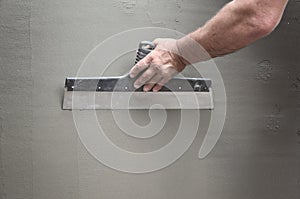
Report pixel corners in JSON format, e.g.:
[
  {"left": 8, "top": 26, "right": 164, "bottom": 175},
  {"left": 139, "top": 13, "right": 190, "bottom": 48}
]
[{"left": 129, "top": 38, "right": 188, "bottom": 92}]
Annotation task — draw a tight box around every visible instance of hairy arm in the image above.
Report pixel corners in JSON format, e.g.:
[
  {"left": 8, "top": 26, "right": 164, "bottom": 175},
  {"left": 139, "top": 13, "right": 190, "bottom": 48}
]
[
  {"left": 130, "top": 0, "right": 289, "bottom": 91},
  {"left": 182, "top": 0, "right": 289, "bottom": 58}
]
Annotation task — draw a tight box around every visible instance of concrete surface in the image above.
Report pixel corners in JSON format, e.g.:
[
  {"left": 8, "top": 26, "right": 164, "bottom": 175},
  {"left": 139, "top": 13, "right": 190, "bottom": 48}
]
[{"left": 0, "top": 0, "right": 299, "bottom": 199}]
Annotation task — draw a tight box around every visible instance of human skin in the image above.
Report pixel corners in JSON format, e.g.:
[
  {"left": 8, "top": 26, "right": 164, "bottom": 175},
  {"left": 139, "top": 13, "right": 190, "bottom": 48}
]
[{"left": 129, "top": 0, "right": 289, "bottom": 92}]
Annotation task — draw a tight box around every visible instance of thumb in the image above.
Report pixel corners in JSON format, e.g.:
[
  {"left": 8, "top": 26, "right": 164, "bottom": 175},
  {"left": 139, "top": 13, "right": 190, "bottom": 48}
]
[{"left": 153, "top": 38, "right": 163, "bottom": 45}]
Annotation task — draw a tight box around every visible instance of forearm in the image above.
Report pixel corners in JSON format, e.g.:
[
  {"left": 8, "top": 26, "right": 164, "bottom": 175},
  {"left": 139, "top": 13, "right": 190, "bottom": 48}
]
[
  {"left": 129, "top": 0, "right": 289, "bottom": 91},
  {"left": 177, "top": 0, "right": 288, "bottom": 62}
]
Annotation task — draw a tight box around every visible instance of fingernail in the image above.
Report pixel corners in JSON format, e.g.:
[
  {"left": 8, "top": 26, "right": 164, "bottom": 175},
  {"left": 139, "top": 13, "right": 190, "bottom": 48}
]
[
  {"left": 130, "top": 74, "right": 134, "bottom": 78},
  {"left": 144, "top": 85, "right": 151, "bottom": 92},
  {"left": 134, "top": 84, "right": 140, "bottom": 89}
]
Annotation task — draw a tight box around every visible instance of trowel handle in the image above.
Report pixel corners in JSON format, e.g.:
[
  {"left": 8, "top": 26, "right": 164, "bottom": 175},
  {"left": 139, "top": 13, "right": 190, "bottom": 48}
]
[
  {"left": 135, "top": 41, "right": 156, "bottom": 64},
  {"left": 139, "top": 41, "right": 156, "bottom": 51}
]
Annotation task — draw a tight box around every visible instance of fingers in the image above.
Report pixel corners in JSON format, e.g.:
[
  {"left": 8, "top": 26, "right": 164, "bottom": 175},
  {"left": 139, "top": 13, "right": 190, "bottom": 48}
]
[
  {"left": 152, "top": 77, "right": 172, "bottom": 92},
  {"left": 152, "top": 84, "right": 162, "bottom": 92},
  {"left": 143, "top": 74, "right": 162, "bottom": 92},
  {"left": 133, "top": 66, "right": 157, "bottom": 89},
  {"left": 130, "top": 54, "right": 153, "bottom": 78},
  {"left": 130, "top": 38, "right": 181, "bottom": 91}
]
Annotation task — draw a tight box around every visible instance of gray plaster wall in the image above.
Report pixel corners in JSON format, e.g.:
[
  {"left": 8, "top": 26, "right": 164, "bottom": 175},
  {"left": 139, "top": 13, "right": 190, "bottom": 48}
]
[{"left": 0, "top": 0, "right": 299, "bottom": 199}]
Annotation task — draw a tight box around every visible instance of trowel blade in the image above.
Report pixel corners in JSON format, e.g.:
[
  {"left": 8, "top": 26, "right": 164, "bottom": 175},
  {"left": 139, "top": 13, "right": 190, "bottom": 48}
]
[
  {"left": 62, "top": 76, "right": 213, "bottom": 110},
  {"left": 62, "top": 89, "right": 214, "bottom": 110}
]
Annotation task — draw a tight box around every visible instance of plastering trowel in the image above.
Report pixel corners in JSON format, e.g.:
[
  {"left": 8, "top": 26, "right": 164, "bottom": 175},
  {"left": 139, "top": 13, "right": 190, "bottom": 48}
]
[{"left": 62, "top": 41, "right": 214, "bottom": 110}]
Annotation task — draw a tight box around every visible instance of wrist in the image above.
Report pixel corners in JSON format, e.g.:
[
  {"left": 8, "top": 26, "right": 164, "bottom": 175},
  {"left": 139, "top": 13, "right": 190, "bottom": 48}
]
[
  {"left": 176, "top": 35, "right": 211, "bottom": 64},
  {"left": 170, "top": 51, "right": 188, "bottom": 72},
  {"left": 174, "top": 39, "right": 190, "bottom": 67}
]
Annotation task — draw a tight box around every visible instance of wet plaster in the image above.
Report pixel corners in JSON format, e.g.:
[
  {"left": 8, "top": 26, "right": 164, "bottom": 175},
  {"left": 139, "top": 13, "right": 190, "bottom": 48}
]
[
  {"left": 0, "top": 0, "right": 33, "bottom": 198},
  {"left": 0, "top": 0, "right": 33, "bottom": 199},
  {"left": 0, "top": 0, "right": 299, "bottom": 199}
]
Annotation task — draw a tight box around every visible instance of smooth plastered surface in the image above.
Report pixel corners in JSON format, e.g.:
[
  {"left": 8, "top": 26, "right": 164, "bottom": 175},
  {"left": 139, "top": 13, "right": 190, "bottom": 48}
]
[{"left": 0, "top": 0, "right": 299, "bottom": 199}]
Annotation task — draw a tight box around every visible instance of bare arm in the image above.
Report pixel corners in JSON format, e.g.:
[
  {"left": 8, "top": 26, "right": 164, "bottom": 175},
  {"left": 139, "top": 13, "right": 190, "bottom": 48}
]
[
  {"left": 130, "top": 0, "right": 289, "bottom": 91},
  {"left": 181, "top": 0, "right": 289, "bottom": 58}
]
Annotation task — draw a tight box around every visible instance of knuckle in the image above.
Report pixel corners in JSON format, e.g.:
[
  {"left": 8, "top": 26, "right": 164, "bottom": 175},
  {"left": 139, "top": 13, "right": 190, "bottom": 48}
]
[
  {"left": 151, "top": 64, "right": 160, "bottom": 71},
  {"left": 161, "top": 70, "right": 169, "bottom": 77},
  {"left": 135, "top": 78, "right": 144, "bottom": 87},
  {"left": 140, "top": 73, "right": 151, "bottom": 83},
  {"left": 143, "top": 54, "right": 153, "bottom": 64},
  {"left": 149, "top": 77, "right": 159, "bottom": 84},
  {"left": 136, "top": 63, "right": 144, "bottom": 69},
  {"left": 138, "top": 76, "right": 147, "bottom": 83}
]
